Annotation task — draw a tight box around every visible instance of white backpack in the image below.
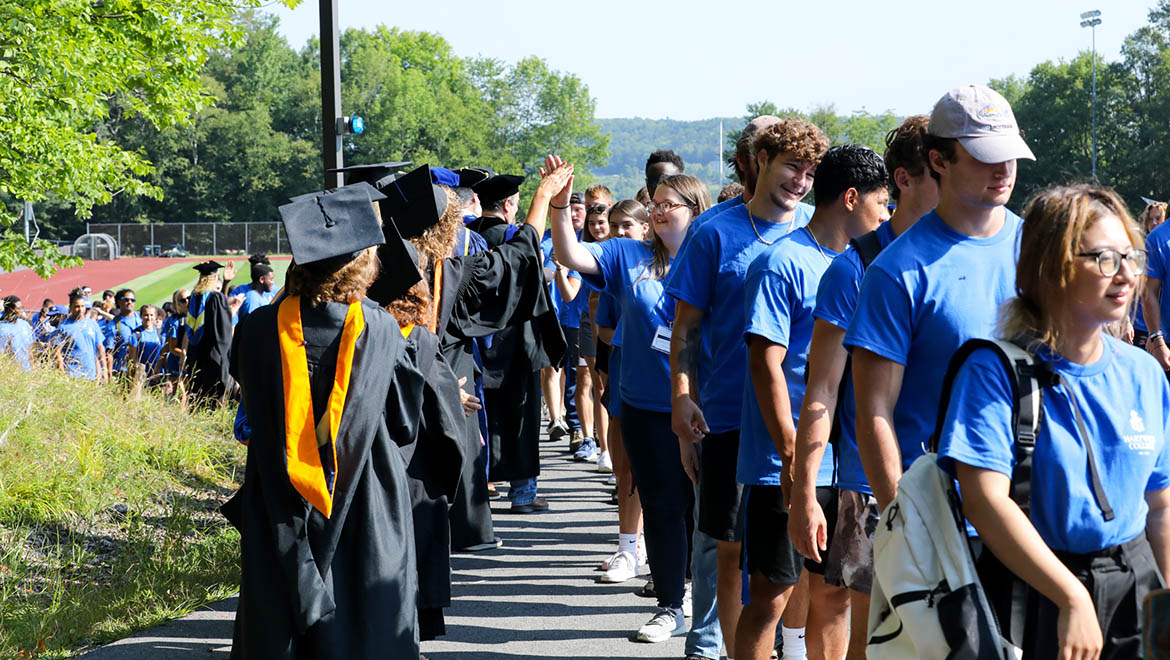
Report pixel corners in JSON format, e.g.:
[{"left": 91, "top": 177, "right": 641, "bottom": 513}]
[{"left": 866, "top": 452, "right": 1012, "bottom": 659}]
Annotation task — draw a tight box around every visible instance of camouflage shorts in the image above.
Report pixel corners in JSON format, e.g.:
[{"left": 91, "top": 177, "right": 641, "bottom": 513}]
[{"left": 823, "top": 489, "right": 879, "bottom": 594}]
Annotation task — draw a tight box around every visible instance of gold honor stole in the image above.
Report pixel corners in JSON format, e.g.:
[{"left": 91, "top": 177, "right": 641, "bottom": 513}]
[{"left": 277, "top": 296, "right": 364, "bottom": 518}]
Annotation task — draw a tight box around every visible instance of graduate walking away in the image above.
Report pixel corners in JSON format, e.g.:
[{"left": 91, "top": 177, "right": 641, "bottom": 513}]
[{"left": 222, "top": 181, "right": 427, "bottom": 660}]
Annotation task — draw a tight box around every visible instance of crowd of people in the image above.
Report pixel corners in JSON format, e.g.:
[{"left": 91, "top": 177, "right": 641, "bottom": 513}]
[{"left": 3, "top": 82, "right": 1170, "bottom": 660}]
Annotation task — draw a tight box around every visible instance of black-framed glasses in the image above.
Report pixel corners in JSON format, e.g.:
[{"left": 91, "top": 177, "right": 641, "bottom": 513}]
[
  {"left": 120, "top": 297, "right": 135, "bottom": 303},
  {"left": 587, "top": 204, "right": 610, "bottom": 215},
  {"left": 648, "top": 201, "right": 692, "bottom": 215},
  {"left": 1077, "top": 248, "right": 1147, "bottom": 277}
]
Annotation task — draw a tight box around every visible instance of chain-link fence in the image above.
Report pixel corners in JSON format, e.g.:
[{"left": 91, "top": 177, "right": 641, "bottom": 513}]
[{"left": 85, "top": 222, "right": 289, "bottom": 257}]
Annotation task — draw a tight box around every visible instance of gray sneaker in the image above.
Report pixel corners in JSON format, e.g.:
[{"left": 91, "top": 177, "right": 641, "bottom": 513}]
[
  {"left": 573, "top": 436, "right": 598, "bottom": 462},
  {"left": 636, "top": 607, "right": 684, "bottom": 643}
]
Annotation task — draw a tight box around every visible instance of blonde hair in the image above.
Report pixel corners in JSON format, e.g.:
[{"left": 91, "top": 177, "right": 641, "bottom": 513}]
[
  {"left": 1139, "top": 201, "right": 1168, "bottom": 232},
  {"left": 643, "top": 174, "right": 711, "bottom": 281},
  {"left": 285, "top": 246, "right": 380, "bottom": 306},
  {"left": 585, "top": 184, "right": 613, "bottom": 205},
  {"left": 1000, "top": 184, "right": 1142, "bottom": 351},
  {"left": 192, "top": 274, "right": 218, "bottom": 295}
]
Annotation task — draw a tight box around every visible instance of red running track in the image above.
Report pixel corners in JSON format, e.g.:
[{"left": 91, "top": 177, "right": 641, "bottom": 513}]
[{"left": 0, "top": 257, "right": 288, "bottom": 307}]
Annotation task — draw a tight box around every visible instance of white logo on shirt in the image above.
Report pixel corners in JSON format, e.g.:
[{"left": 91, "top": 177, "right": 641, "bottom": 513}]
[{"left": 1130, "top": 410, "right": 1146, "bottom": 433}]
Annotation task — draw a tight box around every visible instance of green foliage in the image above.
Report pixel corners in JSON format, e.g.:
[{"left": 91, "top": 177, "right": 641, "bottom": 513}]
[
  {"left": 992, "top": 3, "right": 1170, "bottom": 209},
  {"left": 0, "top": 0, "right": 297, "bottom": 276},
  {"left": 0, "top": 356, "right": 243, "bottom": 658}
]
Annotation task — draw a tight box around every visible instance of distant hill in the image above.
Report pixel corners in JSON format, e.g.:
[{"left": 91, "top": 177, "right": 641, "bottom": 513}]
[{"left": 594, "top": 117, "right": 744, "bottom": 200}]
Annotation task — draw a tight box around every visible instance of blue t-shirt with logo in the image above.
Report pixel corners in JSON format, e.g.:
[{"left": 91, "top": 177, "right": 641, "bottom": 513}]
[
  {"left": 739, "top": 228, "right": 837, "bottom": 486},
  {"left": 0, "top": 319, "right": 34, "bottom": 370},
  {"left": 584, "top": 239, "right": 675, "bottom": 412},
  {"left": 1146, "top": 220, "right": 1170, "bottom": 331},
  {"left": 54, "top": 317, "right": 104, "bottom": 379},
  {"left": 664, "top": 202, "right": 812, "bottom": 432},
  {"left": 106, "top": 312, "right": 142, "bottom": 372},
  {"left": 843, "top": 209, "right": 1022, "bottom": 469},
  {"left": 814, "top": 220, "right": 898, "bottom": 494},
  {"left": 938, "top": 336, "right": 1170, "bottom": 553}
]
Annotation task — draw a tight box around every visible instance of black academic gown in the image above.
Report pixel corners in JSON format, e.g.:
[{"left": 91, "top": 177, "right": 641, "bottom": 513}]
[
  {"left": 187, "top": 290, "right": 234, "bottom": 401},
  {"left": 462, "top": 218, "right": 565, "bottom": 482},
  {"left": 222, "top": 298, "right": 425, "bottom": 660},
  {"left": 434, "top": 222, "right": 565, "bottom": 546},
  {"left": 399, "top": 326, "right": 466, "bottom": 641}
]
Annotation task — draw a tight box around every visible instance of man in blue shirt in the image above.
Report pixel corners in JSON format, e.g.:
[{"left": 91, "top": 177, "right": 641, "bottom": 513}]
[
  {"left": 54, "top": 294, "right": 106, "bottom": 381},
  {"left": 737, "top": 146, "right": 889, "bottom": 660},
  {"left": 1143, "top": 213, "right": 1170, "bottom": 369},
  {"left": 844, "top": 85, "right": 1035, "bottom": 514},
  {"left": 237, "top": 263, "right": 276, "bottom": 322},
  {"left": 667, "top": 117, "right": 828, "bottom": 660},
  {"left": 107, "top": 288, "right": 142, "bottom": 376}
]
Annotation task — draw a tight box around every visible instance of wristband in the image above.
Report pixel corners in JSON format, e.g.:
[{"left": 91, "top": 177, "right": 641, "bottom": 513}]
[
  {"left": 1151, "top": 331, "right": 1164, "bottom": 343},
  {"left": 550, "top": 202, "right": 569, "bottom": 209}
]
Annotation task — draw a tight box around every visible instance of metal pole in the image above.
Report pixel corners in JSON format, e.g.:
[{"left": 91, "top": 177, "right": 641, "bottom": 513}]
[
  {"left": 245, "top": 223, "right": 249, "bottom": 255},
  {"left": 320, "top": 0, "right": 343, "bottom": 189},
  {"left": 212, "top": 223, "right": 217, "bottom": 256},
  {"left": 1091, "top": 23, "right": 1097, "bottom": 182},
  {"left": 719, "top": 121, "right": 724, "bottom": 181},
  {"left": 23, "top": 201, "right": 31, "bottom": 241},
  {"left": 150, "top": 224, "right": 155, "bottom": 255},
  {"left": 182, "top": 224, "right": 185, "bottom": 250}
]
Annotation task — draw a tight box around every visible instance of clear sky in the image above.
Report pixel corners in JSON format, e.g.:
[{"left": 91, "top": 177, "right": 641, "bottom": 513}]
[{"left": 266, "top": 0, "right": 1154, "bottom": 121}]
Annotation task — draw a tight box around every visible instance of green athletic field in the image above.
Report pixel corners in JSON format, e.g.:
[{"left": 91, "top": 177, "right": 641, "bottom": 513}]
[{"left": 113, "top": 258, "right": 291, "bottom": 307}]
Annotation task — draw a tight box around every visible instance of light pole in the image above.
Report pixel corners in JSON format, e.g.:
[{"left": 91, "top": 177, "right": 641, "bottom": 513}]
[{"left": 1081, "top": 10, "right": 1102, "bottom": 181}]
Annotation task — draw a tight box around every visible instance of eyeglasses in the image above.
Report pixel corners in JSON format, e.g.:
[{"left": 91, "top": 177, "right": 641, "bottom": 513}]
[
  {"left": 120, "top": 297, "right": 135, "bottom": 303},
  {"left": 647, "top": 201, "right": 692, "bottom": 215},
  {"left": 178, "top": 297, "right": 189, "bottom": 304},
  {"left": 1077, "top": 248, "right": 1147, "bottom": 277},
  {"left": 586, "top": 204, "right": 610, "bottom": 215}
]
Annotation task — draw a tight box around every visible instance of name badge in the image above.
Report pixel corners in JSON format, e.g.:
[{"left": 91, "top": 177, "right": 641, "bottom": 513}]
[{"left": 651, "top": 324, "right": 672, "bottom": 354}]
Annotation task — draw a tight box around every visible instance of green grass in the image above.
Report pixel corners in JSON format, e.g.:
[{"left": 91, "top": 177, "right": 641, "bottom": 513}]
[
  {"left": 117, "top": 260, "right": 291, "bottom": 308},
  {"left": 0, "top": 357, "right": 245, "bottom": 658}
]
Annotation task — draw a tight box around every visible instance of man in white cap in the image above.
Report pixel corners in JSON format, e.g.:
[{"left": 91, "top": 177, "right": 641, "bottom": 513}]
[{"left": 845, "top": 84, "right": 1034, "bottom": 512}]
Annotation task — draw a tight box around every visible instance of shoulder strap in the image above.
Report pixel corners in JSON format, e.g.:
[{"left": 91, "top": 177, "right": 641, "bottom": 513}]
[{"left": 849, "top": 228, "right": 885, "bottom": 270}]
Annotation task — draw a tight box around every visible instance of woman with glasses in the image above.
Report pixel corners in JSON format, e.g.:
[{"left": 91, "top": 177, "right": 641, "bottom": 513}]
[
  {"left": 552, "top": 164, "right": 710, "bottom": 644},
  {"left": 937, "top": 184, "right": 1170, "bottom": 659}
]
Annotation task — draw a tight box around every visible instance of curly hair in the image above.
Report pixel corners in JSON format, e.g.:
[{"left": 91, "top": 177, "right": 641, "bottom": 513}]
[
  {"left": 883, "top": 115, "right": 930, "bottom": 201},
  {"left": 285, "top": 246, "right": 380, "bottom": 306},
  {"left": 412, "top": 187, "right": 462, "bottom": 266},
  {"left": 1139, "top": 201, "right": 1168, "bottom": 233},
  {"left": 752, "top": 118, "right": 829, "bottom": 166},
  {"left": 384, "top": 277, "right": 434, "bottom": 330},
  {"left": 1000, "top": 184, "right": 1141, "bottom": 352}
]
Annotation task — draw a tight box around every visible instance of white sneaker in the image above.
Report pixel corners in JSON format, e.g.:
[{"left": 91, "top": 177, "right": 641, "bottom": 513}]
[
  {"left": 606, "top": 473, "right": 616, "bottom": 486},
  {"left": 600, "top": 550, "right": 638, "bottom": 583},
  {"left": 596, "top": 450, "right": 613, "bottom": 473},
  {"left": 636, "top": 607, "right": 685, "bottom": 643},
  {"left": 682, "top": 581, "right": 692, "bottom": 618},
  {"left": 600, "top": 548, "right": 622, "bottom": 571}
]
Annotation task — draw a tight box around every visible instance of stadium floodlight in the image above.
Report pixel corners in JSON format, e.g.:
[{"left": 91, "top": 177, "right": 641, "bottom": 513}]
[{"left": 1080, "top": 9, "right": 1101, "bottom": 19}]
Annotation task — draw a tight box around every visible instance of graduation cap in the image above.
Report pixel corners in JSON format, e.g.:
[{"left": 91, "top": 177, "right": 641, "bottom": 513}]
[
  {"left": 474, "top": 173, "right": 525, "bottom": 205},
  {"left": 365, "top": 219, "right": 423, "bottom": 306},
  {"left": 379, "top": 164, "right": 450, "bottom": 240},
  {"left": 278, "top": 185, "right": 386, "bottom": 268},
  {"left": 289, "top": 181, "right": 386, "bottom": 205},
  {"left": 1142, "top": 196, "right": 1164, "bottom": 208},
  {"left": 452, "top": 167, "right": 493, "bottom": 189},
  {"left": 328, "top": 161, "right": 413, "bottom": 189},
  {"left": 193, "top": 261, "right": 224, "bottom": 276}
]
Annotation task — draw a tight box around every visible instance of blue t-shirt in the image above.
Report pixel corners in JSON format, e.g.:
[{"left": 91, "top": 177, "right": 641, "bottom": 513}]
[
  {"left": 1146, "top": 219, "right": 1170, "bottom": 331},
  {"left": 54, "top": 317, "right": 104, "bottom": 379},
  {"left": 843, "top": 209, "right": 1022, "bottom": 469},
  {"left": 739, "top": 228, "right": 838, "bottom": 486},
  {"left": 584, "top": 239, "right": 676, "bottom": 412},
  {"left": 813, "top": 221, "right": 898, "bottom": 494},
  {"left": 238, "top": 287, "right": 275, "bottom": 321},
  {"left": 938, "top": 336, "right": 1170, "bottom": 553},
  {"left": 664, "top": 202, "right": 812, "bottom": 432},
  {"left": 0, "top": 319, "right": 34, "bottom": 370},
  {"left": 161, "top": 314, "right": 187, "bottom": 374},
  {"left": 106, "top": 312, "right": 142, "bottom": 372},
  {"left": 553, "top": 269, "right": 586, "bottom": 329},
  {"left": 130, "top": 326, "right": 164, "bottom": 370},
  {"left": 30, "top": 313, "right": 55, "bottom": 342},
  {"left": 595, "top": 290, "right": 622, "bottom": 348}
]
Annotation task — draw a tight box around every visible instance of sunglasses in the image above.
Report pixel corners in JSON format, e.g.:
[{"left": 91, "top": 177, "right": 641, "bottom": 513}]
[
  {"left": 586, "top": 204, "right": 610, "bottom": 215},
  {"left": 178, "top": 297, "right": 189, "bottom": 304},
  {"left": 120, "top": 297, "right": 135, "bottom": 303}
]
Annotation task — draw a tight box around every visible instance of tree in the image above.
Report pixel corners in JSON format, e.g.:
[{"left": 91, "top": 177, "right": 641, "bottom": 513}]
[{"left": 0, "top": 0, "right": 294, "bottom": 276}]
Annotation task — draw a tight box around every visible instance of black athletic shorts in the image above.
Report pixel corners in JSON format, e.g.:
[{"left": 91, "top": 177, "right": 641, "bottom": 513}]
[
  {"left": 803, "top": 486, "right": 838, "bottom": 575},
  {"left": 743, "top": 484, "right": 804, "bottom": 585},
  {"left": 697, "top": 430, "right": 746, "bottom": 542}
]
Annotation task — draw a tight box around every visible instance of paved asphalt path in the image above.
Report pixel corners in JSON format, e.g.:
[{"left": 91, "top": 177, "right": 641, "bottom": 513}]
[{"left": 81, "top": 434, "right": 689, "bottom": 659}]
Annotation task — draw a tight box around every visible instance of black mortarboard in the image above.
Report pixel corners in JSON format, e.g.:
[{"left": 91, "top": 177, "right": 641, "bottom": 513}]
[
  {"left": 278, "top": 185, "right": 386, "bottom": 267},
  {"left": 474, "top": 173, "right": 525, "bottom": 205},
  {"left": 193, "top": 261, "right": 224, "bottom": 276},
  {"left": 328, "top": 161, "right": 412, "bottom": 189},
  {"left": 379, "top": 164, "right": 449, "bottom": 240},
  {"left": 289, "top": 181, "right": 386, "bottom": 205},
  {"left": 452, "top": 167, "right": 493, "bottom": 189},
  {"left": 365, "top": 219, "right": 423, "bottom": 306}
]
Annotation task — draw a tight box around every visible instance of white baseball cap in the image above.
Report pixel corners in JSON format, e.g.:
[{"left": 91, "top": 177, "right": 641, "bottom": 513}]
[{"left": 929, "top": 85, "right": 1035, "bottom": 163}]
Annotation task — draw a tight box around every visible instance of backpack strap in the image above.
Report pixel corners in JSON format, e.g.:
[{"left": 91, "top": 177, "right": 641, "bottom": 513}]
[{"left": 849, "top": 228, "right": 884, "bottom": 270}]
